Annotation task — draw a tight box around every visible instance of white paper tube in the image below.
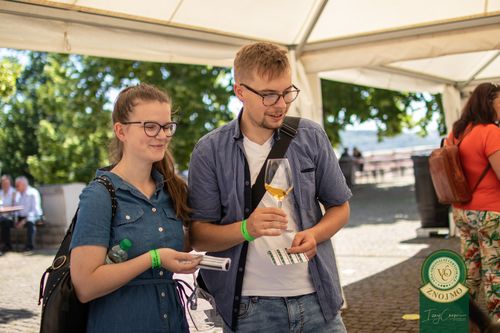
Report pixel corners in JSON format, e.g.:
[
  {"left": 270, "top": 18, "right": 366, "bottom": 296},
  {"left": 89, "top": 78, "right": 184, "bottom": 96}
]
[{"left": 197, "top": 255, "right": 231, "bottom": 271}]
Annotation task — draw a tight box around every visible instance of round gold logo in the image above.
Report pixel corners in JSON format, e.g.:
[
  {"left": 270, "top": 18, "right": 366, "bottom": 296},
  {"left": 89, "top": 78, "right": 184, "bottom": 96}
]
[
  {"left": 420, "top": 250, "right": 467, "bottom": 303},
  {"left": 428, "top": 257, "right": 460, "bottom": 290}
]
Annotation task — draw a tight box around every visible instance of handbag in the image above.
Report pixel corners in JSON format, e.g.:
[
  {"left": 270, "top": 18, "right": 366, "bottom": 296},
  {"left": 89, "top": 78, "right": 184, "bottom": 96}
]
[
  {"left": 38, "top": 176, "right": 117, "bottom": 333},
  {"left": 429, "top": 130, "right": 490, "bottom": 204}
]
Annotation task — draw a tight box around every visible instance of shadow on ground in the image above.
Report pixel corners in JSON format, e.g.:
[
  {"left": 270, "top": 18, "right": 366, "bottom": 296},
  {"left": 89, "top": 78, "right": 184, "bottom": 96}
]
[
  {"left": 0, "top": 308, "right": 36, "bottom": 324},
  {"left": 347, "top": 182, "right": 419, "bottom": 227},
  {"left": 341, "top": 237, "right": 461, "bottom": 333}
]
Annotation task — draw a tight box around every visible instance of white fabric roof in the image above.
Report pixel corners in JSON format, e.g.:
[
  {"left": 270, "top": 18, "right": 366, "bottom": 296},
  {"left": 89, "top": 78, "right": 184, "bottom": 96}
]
[{"left": 1, "top": 0, "right": 500, "bottom": 127}]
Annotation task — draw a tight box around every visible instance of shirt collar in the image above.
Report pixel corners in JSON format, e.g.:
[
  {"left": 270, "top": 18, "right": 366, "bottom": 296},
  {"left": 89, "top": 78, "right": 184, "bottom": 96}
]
[{"left": 95, "top": 168, "right": 165, "bottom": 192}]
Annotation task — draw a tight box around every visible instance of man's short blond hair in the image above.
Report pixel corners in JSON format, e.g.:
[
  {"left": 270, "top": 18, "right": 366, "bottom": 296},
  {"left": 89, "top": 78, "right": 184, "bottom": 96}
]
[{"left": 234, "top": 42, "right": 290, "bottom": 83}]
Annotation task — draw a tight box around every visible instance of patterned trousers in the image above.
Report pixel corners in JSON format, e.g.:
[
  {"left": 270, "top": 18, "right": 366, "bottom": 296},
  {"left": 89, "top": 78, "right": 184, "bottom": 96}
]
[{"left": 453, "top": 208, "right": 500, "bottom": 320}]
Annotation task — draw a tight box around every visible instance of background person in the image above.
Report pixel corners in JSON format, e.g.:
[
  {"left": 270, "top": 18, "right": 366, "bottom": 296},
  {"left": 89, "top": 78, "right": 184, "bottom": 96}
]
[
  {"left": 352, "top": 146, "right": 364, "bottom": 172},
  {"left": 450, "top": 82, "right": 500, "bottom": 320},
  {"left": 0, "top": 174, "right": 16, "bottom": 256},
  {"left": 1, "top": 176, "right": 42, "bottom": 252},
  {"left": 188, "top": 42, "right": 351, "bottom": 332},
  {"left": 70, "top": 83, "right": 201, "bottom": 332}
]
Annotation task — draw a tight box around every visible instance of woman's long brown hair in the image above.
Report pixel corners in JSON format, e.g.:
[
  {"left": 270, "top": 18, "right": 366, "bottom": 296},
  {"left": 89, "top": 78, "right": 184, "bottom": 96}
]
[
  {"left": 109, "top": 83, "right": 191, "bottom": 221},
  {"left": 452, "top": 82, "right": 500, "bottom": 139}
]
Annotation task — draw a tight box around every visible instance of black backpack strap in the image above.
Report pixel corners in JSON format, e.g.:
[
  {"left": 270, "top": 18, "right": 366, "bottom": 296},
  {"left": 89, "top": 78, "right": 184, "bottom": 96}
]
[{"left": 251, "top": 116, "right": 300, "bottom": 211}]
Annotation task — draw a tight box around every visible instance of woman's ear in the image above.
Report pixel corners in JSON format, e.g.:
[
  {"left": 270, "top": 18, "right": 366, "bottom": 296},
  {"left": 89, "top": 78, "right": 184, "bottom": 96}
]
[{"left": 114, "top": 122, "right": 126, "bottom": 142}]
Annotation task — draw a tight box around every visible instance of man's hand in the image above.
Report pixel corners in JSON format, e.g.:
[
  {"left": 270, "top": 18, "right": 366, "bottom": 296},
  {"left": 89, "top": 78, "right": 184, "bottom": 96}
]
[
  {"left": 15, "top": 218, "right": 26, "bottom": 229},
  {"left": 287, "top": 230, "right": 317, "bottom": 260},
  {"left": 246, "top": 207, "right": 288, "bottom": 238}
]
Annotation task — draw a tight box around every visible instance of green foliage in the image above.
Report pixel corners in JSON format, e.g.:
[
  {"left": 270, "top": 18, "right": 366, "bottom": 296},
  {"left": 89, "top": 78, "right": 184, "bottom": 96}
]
[
  {"left": 321, "top": 79, "right": 446, "bottom": 147},
  {"left": 0, "top": 49, "right": 446, "bottom": 186},
  {"left": 0, "top": 58, "right": 21, "bottom": 100},
  {"left": 79, "top": 57, "right": 234, "bottom": 170},
  {"left": 0, "top": 50, "right": 233, "bottom": 184}
]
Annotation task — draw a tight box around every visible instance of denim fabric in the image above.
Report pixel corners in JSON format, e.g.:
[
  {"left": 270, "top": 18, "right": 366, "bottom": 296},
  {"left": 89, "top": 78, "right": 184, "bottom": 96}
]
[
  {"left": 188, "top": 112, "right": 352, "bottom": 328},
  {"left": 70, "top": 169, "right": 188, "bottom": 333},
  {"left": 222, "top": 293, "right": 347, "bottom": 333}
]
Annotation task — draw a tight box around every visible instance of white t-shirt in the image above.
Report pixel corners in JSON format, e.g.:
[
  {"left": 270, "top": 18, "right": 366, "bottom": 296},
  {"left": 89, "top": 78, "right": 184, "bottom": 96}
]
[{"left": 241, "top": 135, "right": 315, "bottom": 297}]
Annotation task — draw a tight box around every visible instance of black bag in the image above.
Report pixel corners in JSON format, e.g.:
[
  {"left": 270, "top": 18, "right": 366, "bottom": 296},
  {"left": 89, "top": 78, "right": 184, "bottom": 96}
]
[{"left": 38, "top": 176, "right": 117, "bottom": 333}]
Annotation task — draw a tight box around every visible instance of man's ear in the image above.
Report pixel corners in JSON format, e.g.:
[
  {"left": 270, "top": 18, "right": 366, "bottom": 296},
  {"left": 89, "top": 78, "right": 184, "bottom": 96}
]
[{"left": 234, "top": 83, "right": 244, "bottom": 102}]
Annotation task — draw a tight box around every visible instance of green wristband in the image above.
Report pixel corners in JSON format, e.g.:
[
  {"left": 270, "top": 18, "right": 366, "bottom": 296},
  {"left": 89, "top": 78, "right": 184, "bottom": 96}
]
[
  {"left": 241, "top": 219, "right": 255, "bottom": 242},
  {"left": 149, "top": 249, "right": 161, "bottom": 269}
]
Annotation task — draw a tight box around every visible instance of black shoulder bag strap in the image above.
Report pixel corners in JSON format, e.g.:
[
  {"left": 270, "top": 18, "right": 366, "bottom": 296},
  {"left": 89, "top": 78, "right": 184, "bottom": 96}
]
[
  {"left": 38, "top": 175, "right": 117, "bottom": 304},
  {"left": 251, "top": 116, "right": 300, "bottom": 210},
  {"left": 224, "top": 116, "right": 301, "bottom": 329}
]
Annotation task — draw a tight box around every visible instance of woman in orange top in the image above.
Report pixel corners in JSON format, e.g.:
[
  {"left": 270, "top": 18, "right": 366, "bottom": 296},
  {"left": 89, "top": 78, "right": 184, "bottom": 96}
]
[{"left": 451, "top": 82, "right": 500, "bottom": 320}]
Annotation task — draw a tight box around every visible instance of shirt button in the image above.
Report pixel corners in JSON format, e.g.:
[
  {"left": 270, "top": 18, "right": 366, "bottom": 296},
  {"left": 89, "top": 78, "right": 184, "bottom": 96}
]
[
  {"left": 245, "top": 181, "right": 250, "bottom": 186},
  {"left": 125, "top": 215, "right": 130, "bottom": 220},
  {"left": 238, "top": 267, "right": 243, "bottom": 272},
  {"left": 163, "top": 314, "right": 168, "bottom": 319},
  {"left": 159, "top": 271, "right": 164, "bottom": 276},
  {"left": 152, "top": 207, "right": 157, "bottom": 213},
  {"left": 161, "top": 292, "right": 166, "bottom": 297},
  {"left": 244, "top": 208, "right": 249, "bottom": 213},
  {"left": 234, "top": 296, "right": 239, "bottom": 300},
  {"left": 158, "top": 227, "right": 164, "bottom": 232}
]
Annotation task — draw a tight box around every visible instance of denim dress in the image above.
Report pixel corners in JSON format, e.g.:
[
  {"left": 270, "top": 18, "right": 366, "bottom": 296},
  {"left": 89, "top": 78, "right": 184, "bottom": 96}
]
[{"left": 70, "top": 169, "right": 188, "bottom": 333}]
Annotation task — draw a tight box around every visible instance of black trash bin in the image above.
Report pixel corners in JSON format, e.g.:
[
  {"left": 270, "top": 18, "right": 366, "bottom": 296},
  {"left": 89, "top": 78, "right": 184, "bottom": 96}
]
[{"left": 411, "top": 155, "right": 449, "bottom": 228}]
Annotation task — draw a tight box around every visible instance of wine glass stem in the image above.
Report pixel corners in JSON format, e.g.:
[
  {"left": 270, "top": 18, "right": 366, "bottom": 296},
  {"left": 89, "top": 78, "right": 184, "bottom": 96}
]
[{"left": 277, "top": 201, "right": 282, "bottom": 209}]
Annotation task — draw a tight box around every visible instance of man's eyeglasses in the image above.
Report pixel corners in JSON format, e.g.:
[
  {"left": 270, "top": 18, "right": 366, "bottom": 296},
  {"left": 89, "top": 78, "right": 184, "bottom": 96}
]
[
  {"left": 121, "top": 121, "right": 177, "bottom": 137},
  {"left": 240, "top": 83, "right": 300, "bottom": 106}
]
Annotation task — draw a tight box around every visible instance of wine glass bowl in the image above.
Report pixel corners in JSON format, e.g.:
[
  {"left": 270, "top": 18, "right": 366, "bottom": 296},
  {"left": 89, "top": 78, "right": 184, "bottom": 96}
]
[{"left": 264, "top": 158, "right": 293, "bottom": 209}]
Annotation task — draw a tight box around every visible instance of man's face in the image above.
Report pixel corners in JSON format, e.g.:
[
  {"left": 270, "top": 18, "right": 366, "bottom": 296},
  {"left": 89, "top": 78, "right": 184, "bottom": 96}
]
[
  {"left": 1, "top": 178, "right": 10, "bottom": 192},
  {"left": 15, "top": 180, "right": 27, "bottom": 193},
  {"left": 236, "top": 71, "right": 294, "bottom": 132}
]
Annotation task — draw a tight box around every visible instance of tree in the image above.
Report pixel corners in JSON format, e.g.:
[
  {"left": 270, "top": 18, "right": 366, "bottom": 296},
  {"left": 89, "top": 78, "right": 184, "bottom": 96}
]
[
  {"left": 1, "top": 49, "right": 446, "bottom": 185},
  {"left": 0, "top": 57, "right": 21, "bottom": 100},
  {"left": 0, "top": 50, "right": 233, "bottom": 184},
  {"left": 321, "top": 79, "right": 445, "bottom": 147}
]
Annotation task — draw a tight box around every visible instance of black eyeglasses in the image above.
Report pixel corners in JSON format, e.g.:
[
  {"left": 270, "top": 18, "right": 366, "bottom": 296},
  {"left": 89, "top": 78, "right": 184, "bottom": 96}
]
[
  {"left": 121, "top": 121, "right": 177, "bottom": 137},
  {"left": 240, "top": 83, "right": 300, "bottom": 106}
]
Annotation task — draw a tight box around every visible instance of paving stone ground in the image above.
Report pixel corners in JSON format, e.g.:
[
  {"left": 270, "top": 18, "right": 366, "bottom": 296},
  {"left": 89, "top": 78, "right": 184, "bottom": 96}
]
[{"left": 0, "top": 173, "right": 477, "bottom": 332}]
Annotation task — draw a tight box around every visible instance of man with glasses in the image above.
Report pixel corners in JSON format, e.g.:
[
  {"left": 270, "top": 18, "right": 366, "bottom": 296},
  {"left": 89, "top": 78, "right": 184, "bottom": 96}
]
[{"left": 188, "top": 42, "right": 351, "bottom": 332}]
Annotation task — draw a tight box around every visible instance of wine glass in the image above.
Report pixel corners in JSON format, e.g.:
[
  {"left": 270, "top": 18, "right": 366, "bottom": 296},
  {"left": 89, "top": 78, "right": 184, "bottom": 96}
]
[{"left": 265, "top": 158, "right": 293, "bottom": 232}]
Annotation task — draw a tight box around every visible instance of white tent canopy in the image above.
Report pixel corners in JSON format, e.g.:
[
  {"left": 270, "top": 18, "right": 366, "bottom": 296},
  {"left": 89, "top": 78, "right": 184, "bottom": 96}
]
[{"left": 1, "top": 0, "right": 500, "bottom": 128}]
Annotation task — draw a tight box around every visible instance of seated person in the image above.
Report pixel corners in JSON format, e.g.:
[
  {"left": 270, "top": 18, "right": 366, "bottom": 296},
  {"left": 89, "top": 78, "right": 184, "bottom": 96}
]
[
  {"left": 1, "top": 176, "right": 43, "bottom": 252},
  {"left": 0, "top": 175, "right": 16, "bottom": 256}
]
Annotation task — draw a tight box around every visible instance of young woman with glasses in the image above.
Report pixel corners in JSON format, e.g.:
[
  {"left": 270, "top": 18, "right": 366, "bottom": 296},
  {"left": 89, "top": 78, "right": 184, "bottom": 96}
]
[{"left": 70, "top": 83, "right": 201, "bottom": 332}]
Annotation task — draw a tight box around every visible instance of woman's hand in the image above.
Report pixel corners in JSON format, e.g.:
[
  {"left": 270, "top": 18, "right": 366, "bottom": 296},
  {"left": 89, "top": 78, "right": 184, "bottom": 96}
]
[{"left": 158, "top": 248, "right": 202, "bottom": 274}]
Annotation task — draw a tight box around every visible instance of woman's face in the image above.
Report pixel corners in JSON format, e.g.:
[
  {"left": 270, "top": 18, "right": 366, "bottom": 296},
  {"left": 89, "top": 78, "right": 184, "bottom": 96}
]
[
  {"left": 118, "top": 100, "right": 172, "bottom": 164},
  {"left": 493, "top": 92, "right": 500, "bottom": 121}
]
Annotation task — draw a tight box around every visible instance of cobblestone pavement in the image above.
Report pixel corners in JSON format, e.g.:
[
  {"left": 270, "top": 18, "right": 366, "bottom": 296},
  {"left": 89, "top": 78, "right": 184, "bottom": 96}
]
[
  {"left": 336, "top": 175, "right": 461, "bottom": 333},
  {"left": 0, "top": 174, "right": 470, "bottom": 332}
]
